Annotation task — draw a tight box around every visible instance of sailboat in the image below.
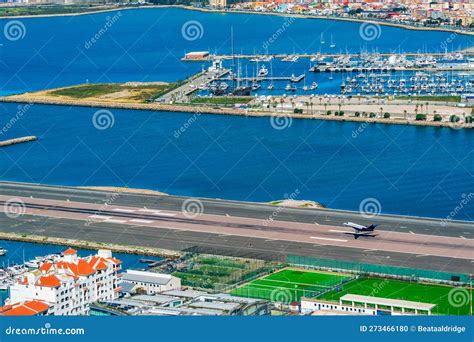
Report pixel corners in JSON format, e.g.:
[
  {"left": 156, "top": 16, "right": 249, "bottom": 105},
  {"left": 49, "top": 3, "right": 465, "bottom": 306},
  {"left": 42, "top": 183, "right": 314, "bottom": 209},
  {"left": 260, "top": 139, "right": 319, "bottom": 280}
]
[
  {"left": 320, "top": 32, "right": 325, "bottom": 45},
  {"left": 330, "top": 35, "right": 336, "bottom": 48},
  {"left": 267, "top": 62, "right": 274, "bottom": 90}
]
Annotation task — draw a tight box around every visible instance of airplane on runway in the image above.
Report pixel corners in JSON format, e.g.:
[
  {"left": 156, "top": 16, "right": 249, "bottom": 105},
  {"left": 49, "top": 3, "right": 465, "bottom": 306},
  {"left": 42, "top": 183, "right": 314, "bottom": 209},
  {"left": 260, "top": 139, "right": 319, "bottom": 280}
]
[{"left": 343, "top": 222, "right": 378, "bottom": 239}]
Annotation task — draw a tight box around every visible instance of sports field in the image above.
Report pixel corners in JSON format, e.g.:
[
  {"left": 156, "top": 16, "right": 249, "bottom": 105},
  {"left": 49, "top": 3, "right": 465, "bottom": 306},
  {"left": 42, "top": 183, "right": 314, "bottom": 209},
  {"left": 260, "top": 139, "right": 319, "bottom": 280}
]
[
  {"left": 318, "top": 278, "right": 473, "bottom": 315},
  {"left": 230, "top": 268, "right": 352, "bottom": 303}
]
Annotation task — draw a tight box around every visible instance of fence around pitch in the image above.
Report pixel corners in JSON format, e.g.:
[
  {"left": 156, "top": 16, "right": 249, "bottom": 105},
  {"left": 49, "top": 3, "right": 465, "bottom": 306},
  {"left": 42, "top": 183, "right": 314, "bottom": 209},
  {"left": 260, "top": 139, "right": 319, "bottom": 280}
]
[{"left": 286, "top": 255, "right": 472, "bottom": 285}]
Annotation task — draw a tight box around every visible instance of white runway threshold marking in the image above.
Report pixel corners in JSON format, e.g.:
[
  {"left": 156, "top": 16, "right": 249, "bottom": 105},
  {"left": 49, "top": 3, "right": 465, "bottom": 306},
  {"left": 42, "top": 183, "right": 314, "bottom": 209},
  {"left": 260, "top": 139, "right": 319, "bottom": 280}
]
[
  {"left": 310, "top": 236, "right": 348, "bottom": 242},
  {"left": 152, "top": 212, "right": 176, "bottom": 217},
  {"left": 130, "top": 219, "right": 153, "bottom": 224},
  {"left": 112, "top": 208, "right": 136, "bottom": 213}
]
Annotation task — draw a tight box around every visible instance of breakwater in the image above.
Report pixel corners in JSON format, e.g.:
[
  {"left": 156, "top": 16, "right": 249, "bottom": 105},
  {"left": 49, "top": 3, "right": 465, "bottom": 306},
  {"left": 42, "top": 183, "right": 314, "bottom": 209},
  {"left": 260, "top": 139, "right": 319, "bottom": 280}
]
[
  {"left": 0, "top": 96, "right": 470, "bottom": 130},
  {"left": 0, "top": 136, "right": 37, "bottom": 147}
]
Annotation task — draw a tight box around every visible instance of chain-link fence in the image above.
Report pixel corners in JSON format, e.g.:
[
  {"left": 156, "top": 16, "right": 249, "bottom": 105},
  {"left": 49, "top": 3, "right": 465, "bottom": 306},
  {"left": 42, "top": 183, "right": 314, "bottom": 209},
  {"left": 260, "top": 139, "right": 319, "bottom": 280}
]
[{"left": 287, "top": 255, "right": 472, "bottom": 285}]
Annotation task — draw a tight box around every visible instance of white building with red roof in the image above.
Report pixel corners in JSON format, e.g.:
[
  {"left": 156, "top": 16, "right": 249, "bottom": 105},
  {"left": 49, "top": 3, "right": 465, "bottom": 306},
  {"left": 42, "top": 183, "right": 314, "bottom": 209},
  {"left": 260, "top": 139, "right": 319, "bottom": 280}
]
[{"left": 8, "top": 248, "right": 122, "bottom": 315}]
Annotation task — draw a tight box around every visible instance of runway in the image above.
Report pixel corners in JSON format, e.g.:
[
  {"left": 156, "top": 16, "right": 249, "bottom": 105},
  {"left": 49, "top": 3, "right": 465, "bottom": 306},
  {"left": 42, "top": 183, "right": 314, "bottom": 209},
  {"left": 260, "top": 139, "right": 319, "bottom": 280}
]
[{"left": 0, "top": 182, "right": 473, "bottom": 273}]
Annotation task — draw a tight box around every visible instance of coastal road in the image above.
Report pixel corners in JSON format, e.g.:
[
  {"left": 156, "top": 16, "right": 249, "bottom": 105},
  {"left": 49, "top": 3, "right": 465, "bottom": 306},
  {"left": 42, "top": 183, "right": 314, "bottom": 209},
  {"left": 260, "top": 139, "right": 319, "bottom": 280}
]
[{"left": 0, "top": 182, "right": 473, "bottom": 274}]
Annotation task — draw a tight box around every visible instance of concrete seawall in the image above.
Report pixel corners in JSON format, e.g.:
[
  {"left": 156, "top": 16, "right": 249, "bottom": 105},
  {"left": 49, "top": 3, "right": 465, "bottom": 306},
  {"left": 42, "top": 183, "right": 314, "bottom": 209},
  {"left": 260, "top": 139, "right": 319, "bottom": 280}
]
[
  {"left": 0, "top": 96, "right": 471, "bottom": 130},
  {"left": 0, "top": 136, "right": 37, "bottom": 147}
]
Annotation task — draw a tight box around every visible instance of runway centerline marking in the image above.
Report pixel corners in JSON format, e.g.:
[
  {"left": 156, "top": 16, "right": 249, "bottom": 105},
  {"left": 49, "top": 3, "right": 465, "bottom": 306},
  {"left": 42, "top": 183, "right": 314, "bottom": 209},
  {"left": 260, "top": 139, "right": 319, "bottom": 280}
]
[
  {"left": 328, "top": 229, "right": 350, "bottom": 234},
  {"left": 310, "top": 236, "right": 348, "bottom": 242}
]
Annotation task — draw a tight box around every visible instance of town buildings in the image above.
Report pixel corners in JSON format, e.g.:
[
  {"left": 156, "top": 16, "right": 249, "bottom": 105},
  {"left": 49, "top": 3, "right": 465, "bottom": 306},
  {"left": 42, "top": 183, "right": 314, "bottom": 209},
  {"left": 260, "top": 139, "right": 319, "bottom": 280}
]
[
  {"left": 6, "top": 248, "right": 122, "bottom": 315},
  {"left": 121, "top": 270, "right": 181, "bottom": 295}
]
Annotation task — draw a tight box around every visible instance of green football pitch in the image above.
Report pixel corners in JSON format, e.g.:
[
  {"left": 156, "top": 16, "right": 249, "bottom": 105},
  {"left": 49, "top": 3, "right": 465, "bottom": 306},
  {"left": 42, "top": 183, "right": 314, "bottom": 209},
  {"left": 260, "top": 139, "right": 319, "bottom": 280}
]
[
  {"left": 318, "top": 278, "right": 473, "bottom": 315},
  {"left": 231, "top": 268, "right": 352, "bottom": 303}
]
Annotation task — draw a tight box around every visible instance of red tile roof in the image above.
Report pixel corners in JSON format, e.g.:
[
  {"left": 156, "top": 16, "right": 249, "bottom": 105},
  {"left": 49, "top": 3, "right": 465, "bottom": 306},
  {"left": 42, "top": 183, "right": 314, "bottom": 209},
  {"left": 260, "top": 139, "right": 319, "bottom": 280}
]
[
  {"left": 0, "top": 301, "right": 49, "bottom": 316},
  {"left": 62, "top": 248, "right": 78, "bottom": 255},
  {"left": 36, "top": 275, "right": 61, "bottom": 288},
  {"left": 39, "top": 262, "right": 53, "bottom": 273}
]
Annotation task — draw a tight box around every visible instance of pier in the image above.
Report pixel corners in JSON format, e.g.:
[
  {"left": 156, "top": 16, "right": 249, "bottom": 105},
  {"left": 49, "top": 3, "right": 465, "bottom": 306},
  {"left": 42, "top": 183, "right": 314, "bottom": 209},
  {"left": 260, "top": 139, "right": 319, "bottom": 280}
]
[
  {"left": 159, "top": 66, "right": 231, "bottom": 102},
  {"left": 0, "top": 136, "right": 37, "bottom": 147}
]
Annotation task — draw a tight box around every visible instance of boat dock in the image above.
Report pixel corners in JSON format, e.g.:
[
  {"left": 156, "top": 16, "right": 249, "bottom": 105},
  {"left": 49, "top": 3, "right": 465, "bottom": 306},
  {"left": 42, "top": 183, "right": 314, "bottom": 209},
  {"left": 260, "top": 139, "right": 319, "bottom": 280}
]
[{"left": 219, "top": 74, "right": 306, "bottom": 83}]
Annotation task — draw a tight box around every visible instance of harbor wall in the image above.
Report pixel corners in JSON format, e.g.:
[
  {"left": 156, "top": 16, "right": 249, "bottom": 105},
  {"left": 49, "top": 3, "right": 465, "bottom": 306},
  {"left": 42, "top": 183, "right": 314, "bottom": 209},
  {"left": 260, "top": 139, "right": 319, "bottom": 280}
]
[{"left": 0, "top": 96, "right": 471, "bottom": 130}]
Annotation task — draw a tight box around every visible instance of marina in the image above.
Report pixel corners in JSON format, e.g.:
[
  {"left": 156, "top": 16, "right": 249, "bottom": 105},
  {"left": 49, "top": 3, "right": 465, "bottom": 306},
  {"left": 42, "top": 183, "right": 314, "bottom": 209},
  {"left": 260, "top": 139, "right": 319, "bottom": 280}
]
[{"left": 178, "top": 51, "right": 473, "bottom": 99}]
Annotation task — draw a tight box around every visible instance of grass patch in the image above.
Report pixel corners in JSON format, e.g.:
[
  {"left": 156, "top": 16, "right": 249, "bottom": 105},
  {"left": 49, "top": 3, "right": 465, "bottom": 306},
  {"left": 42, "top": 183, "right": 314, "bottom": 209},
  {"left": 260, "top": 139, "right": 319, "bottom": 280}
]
[
  {"left": 395, "top": 95, "right": 461, "bottom": 103},
  {"left": 48, "top": 83, "right": 173, "bottom": 102},
  {"left": 318, "top": 278, "right": 472, "bottom": 315},
  {"left": 231, "top": 269, "right": 352, "bottom": 303},
  {"left": 0, "top": 5, "right": 117, "bottom": 17}
]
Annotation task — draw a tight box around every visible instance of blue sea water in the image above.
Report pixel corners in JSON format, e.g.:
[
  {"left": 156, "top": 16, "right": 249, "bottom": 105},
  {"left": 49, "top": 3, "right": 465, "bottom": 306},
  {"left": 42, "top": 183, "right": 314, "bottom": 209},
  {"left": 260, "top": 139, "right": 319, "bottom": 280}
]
[
  {"left": 0, "top": 102, "right": 472, "bottom": 220},
  {"left": 0, "top": 7, "right": 473, "bottom": 95}
]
